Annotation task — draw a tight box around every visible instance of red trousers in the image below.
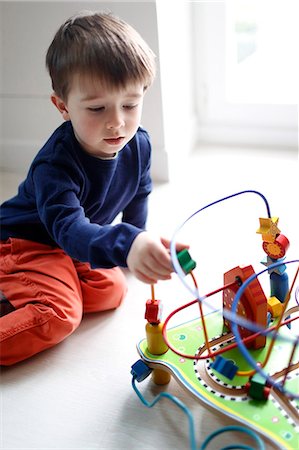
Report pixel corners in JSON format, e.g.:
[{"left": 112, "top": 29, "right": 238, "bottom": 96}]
[{"left": 0, "top": 238, "right": 127, "bottom": 365}]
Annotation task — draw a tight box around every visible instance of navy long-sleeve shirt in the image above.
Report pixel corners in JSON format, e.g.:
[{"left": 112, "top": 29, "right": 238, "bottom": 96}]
[{"left": 0, "top": 121, "right": 152, "bottom": 268}]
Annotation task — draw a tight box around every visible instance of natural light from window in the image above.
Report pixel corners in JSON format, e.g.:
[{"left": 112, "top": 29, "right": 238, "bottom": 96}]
[{"left": 226, "top": 0, "right": 299, "bottom": 105}]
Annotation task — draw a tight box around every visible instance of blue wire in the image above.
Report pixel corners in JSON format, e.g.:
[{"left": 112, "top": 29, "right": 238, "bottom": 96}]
[
  {"left": 223, "top": 259, "right": 299, "bottom": 342},
  {"left": 133, "top": 190, "right": 287, "bottom": 448},
  {"left": 170, "top": 190, "right": 272, "bottom": 302},
  {"left": 230, "top": 260, "right": 299, "bottom": 399},
  {"left": 168, "top": 187, "right": 298, "bottom": 348},
  {"left": 221, "top": 446, "right": 253, "bottom": 450},
  {"left": 131, "top": 375, "right": 197, "bottom": 450},
  {"left": 131, "top": 375, "right": 265, "bottom": 450},
  {"left": 199, "top": 425, "right": 265, "bottom": 450}
]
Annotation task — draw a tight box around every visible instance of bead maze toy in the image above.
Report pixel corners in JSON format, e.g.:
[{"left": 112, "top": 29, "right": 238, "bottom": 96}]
[{"left": 131, "top": 190, "right": 299, "bottom": 450}]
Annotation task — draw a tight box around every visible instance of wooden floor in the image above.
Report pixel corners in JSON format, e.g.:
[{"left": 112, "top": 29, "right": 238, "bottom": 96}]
[{"left": 1, "top": 145, "right": 298, "bottom": 450}]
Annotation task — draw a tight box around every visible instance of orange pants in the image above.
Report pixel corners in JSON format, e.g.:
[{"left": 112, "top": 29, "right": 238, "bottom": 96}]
[{"left": 0, "top": 238, "right": 127, "bottom": 365}]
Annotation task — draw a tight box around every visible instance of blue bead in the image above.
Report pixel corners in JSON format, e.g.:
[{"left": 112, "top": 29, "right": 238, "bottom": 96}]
[
  {"left": 211, "top": 355, "right": 238, "bottom": 380},
  {"left": 267, "top": 311, "right": 272, "bottom": 326},
  {"left": 270, "top": 271, "right": 289, "bottom": 303},
  {"left": 131, "top": 359, "right": 152, "bottom": 382}
]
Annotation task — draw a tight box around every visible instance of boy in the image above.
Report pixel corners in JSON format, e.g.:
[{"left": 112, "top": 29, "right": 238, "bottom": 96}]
[{"left": 0, "top": 11, "right": 185, "bottom": 365}]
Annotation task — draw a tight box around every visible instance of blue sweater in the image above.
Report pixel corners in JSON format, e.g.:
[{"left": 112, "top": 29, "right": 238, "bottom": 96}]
[{"left": 0, "top": 121, "right": 152, "bottom": 268}]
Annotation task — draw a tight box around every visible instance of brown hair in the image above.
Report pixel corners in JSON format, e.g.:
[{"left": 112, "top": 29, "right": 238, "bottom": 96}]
[{"left": 46, "top": 11, "right": 156, "bottom": 100}]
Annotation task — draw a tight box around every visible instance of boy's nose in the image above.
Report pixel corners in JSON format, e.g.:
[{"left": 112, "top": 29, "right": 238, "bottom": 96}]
[{"left": 106, "top": 110, "right": 125, "bottom": 129}]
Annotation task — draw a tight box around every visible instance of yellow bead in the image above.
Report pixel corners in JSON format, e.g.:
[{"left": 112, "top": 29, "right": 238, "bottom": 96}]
[{"left": 267, "top": 296, "right": 283, "bottom": 317}]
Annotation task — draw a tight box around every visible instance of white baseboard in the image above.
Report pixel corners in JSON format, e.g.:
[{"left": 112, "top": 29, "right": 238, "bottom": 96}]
[
  {"left": 196, "top": 123, "right": 298, "bottom": 150},
  {"left": 151, "top": 146, "right": 169, "bottom": 182},
  {"left": 0, "top": 139, "right": 43, "bottom": 174}
]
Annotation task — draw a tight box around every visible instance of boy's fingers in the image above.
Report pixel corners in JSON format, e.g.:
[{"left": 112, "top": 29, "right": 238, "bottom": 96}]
[
  {"left": 160, "top": 237, "right": 170, "bottom": 248},
  {"left": 176, "top": 242, "right": 189, "bottom": 251},
  {"left": 160, "top": 237, "right": 189, "bottom": 252},
  {"left": 150, "top": 248, "right": 173, "bottom": 272},
  {"left": 142, "top": 256, "right": 172, "bottom": 277},
  {"left": 134, "top": 269, "right": 157, "bottom": 284},
  {"left": 134, "top": 268, "right": 171, "bottom": 284}
]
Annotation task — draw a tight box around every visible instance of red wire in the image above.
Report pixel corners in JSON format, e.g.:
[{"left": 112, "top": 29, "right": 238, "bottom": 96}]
[
  {"left": 162, "top": 280, "right": 237, "bottom": 360},
  {"left": 162, "top": 285, "right": 298, "bottom": 360}
]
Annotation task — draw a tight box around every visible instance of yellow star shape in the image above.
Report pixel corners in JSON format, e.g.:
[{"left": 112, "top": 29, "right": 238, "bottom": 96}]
[{"left": 256, "top": 217, "right": 280, "bottom": 242}]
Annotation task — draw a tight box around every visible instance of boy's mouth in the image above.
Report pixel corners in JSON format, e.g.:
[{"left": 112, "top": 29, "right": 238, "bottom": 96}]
[{"left": 104, "top": 137, "right": 124, "bottom": 146}]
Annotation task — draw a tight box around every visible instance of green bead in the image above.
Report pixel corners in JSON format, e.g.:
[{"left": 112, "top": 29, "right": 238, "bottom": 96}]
[{"left": 177, "top": 249, "right": 196, "bottom": 274}]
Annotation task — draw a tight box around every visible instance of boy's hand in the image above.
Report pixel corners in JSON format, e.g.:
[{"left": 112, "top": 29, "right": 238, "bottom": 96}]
[{"left": 127, "top": 232, "right": 188, "bottom": 284}]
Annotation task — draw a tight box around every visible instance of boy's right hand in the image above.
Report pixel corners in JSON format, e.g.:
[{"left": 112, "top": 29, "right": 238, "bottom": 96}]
[{"left": 127, "top": 231, "right": 187, "bottom": 284}]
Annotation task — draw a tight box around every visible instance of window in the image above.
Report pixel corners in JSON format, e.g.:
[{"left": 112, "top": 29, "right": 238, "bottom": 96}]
[
  {"left": 226, "top": 0, "right": 298, "bottom": 105},
  {"left": 193, "top": 0, "right": 298, "bottom": 148}
]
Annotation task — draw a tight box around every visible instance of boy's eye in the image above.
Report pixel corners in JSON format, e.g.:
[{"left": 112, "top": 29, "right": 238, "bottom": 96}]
[
  {"left": 87, "top": 107, "right": 104, "bottom": 112},
  {"left": 123, "top": 104, "right": 138, "bottom": 110}
]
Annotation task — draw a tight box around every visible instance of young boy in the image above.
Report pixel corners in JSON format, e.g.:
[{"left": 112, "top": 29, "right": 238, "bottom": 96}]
[{"left": 0, "top": 11, "right": 185, "bottom": 365}]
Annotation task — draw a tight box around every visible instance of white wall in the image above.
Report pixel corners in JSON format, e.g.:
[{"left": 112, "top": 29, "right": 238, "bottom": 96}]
[
  {"left": 156, "top": 0, "right": 196, "bottom": 176},
  {"left": 0, "top": 1, "right": 164, "bottom": 176},
  {"left": 0, "top": 0, "right": 200, "bottom": 181},
  {"left": 0, "top": 1, "right": 166, "bottom": 179}
]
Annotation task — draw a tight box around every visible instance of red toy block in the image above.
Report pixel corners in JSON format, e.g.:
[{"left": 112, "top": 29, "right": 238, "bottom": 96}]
[
  {"left": 223, "top": 265, "right": 267, "bottom": 349},
  {"left": 262, "top": 234, "right": 290, "bottom": 259},
  {"left": 145, "top": 299, "right": 162, "bottom": 324}
]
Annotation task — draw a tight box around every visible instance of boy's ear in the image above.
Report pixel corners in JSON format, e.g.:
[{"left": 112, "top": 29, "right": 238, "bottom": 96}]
[{"left": 51, "top": 93, "right": 70, "bottom": 120}]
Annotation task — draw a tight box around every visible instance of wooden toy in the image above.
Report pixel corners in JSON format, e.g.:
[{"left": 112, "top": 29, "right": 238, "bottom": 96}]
[{"left": 132, "top": 191, "right": 298, "bottom": 450}]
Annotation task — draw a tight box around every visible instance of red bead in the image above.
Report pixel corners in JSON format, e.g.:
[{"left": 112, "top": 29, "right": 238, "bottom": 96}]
[
  {"left": 145, "top": 299, "right": 162, "bottom": 324},
  {"left": 262, "top": 234, "right": 290, "bottom": 259}
]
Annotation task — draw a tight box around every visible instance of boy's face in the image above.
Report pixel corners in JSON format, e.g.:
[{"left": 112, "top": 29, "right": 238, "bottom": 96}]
[{"left": 51, "top": 76, "right": 145, "bottom": 158}]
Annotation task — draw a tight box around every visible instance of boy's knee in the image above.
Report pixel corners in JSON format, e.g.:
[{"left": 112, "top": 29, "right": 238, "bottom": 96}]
[
  {"left": 82, "top": 267, "right": 128, "bottom": 313},
  {"left": 96, "top": 267, "right": 128, "bottom": 310},
  {"left": 110, "top": 268, "right": 128, "bottom": 308},
  {"left": 0, "top": 302, "right": 83, "bottom": 366},
  {"left": 49, "top": 309, "right": 82, "bottom": 343}
]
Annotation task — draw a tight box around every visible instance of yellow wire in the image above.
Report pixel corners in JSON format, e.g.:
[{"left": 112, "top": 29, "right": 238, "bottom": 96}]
[
  {"left": 150, "top": 284, "right": 155, "bottom": 302},
  {"left": 190, "top": 271, "right": 214, "bottom": 360}
]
